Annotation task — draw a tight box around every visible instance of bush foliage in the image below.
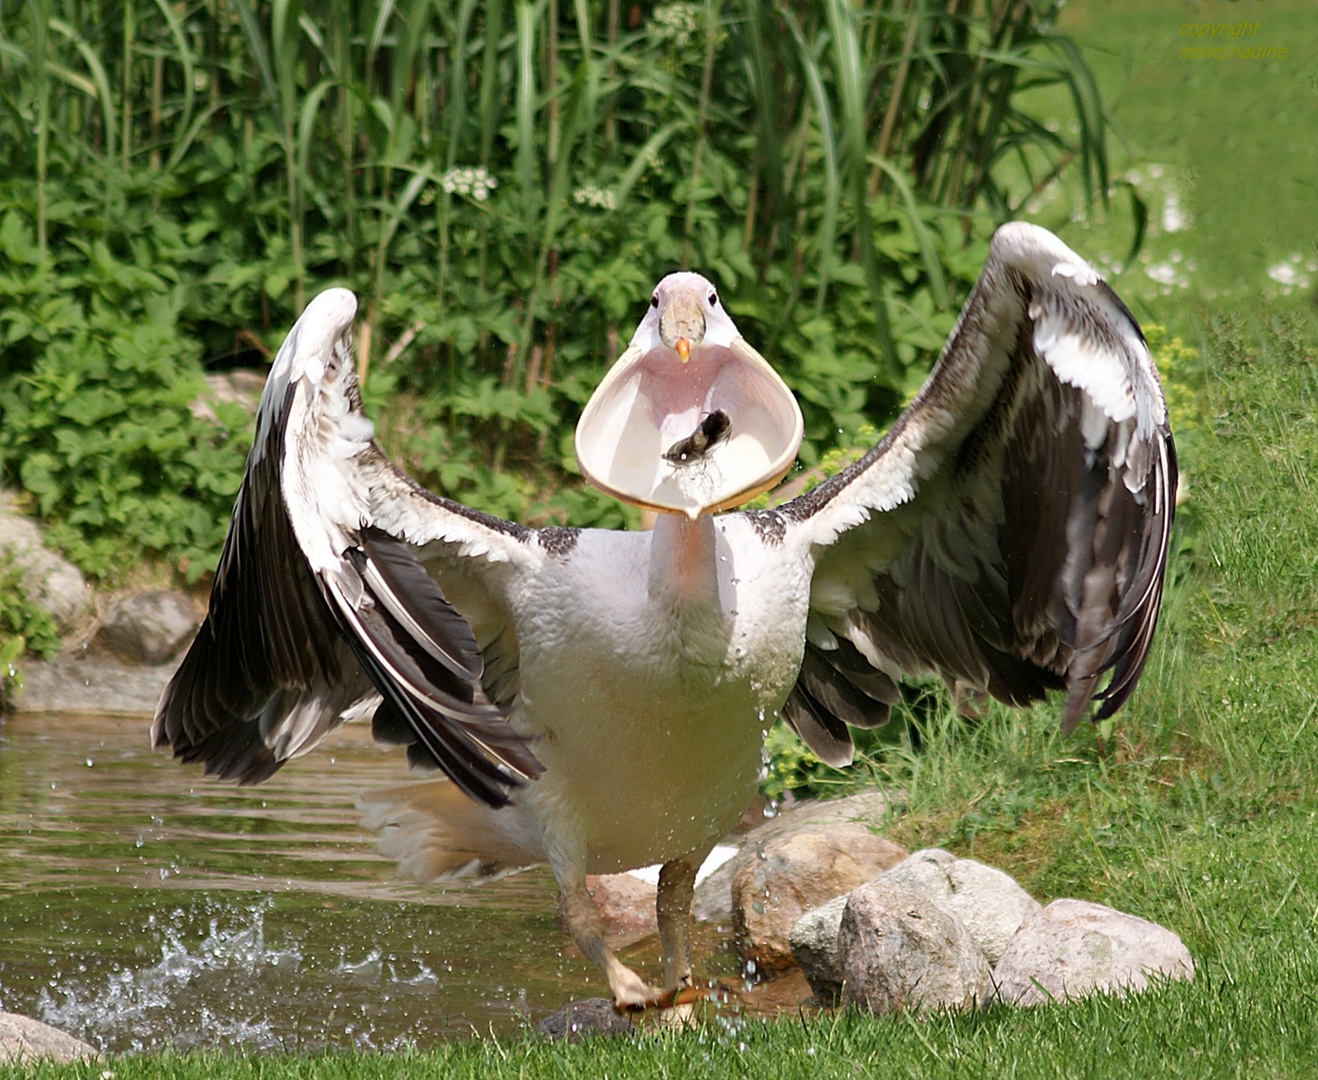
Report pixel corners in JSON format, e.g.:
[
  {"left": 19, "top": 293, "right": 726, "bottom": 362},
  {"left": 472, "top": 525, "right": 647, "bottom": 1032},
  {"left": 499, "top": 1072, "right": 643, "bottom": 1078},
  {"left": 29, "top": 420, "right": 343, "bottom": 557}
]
[{"left": 0, "top": 0, "right": 1111, "bottom": 585}]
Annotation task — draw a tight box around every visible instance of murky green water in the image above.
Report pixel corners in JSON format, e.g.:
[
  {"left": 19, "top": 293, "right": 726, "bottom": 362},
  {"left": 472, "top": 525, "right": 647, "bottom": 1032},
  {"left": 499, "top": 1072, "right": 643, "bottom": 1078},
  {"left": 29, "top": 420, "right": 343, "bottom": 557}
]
[{"left": 0, "top": 711, "right": 655, "bottom": 1052}]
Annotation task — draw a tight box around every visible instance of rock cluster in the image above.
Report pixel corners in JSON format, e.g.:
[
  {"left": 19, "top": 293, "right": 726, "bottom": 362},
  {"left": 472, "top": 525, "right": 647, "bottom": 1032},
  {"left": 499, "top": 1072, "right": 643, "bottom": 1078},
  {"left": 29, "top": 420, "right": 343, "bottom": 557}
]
[
  {"left": 688, "top": 792, "right": 1194, "bottom": 1017},
  {"left": 790, "top": 854, "right": 1193, "bottom": 1013}
]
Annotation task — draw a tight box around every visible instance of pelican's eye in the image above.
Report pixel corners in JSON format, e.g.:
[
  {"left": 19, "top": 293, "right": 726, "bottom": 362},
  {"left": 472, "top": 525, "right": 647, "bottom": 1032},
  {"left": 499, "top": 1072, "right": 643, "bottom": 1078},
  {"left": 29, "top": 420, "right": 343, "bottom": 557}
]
[
  {"left": 651, "top": 294, "right": 660, "bottom": 309},
  {"left": 708, "top": 292, "right": 719, "bottom": 307}
]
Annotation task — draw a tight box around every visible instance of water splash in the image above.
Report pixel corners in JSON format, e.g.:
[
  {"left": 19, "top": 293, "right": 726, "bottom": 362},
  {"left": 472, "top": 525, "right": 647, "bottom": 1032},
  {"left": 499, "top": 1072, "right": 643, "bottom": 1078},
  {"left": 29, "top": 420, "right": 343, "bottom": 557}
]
[{"left": 37, "top": 900, "right": 308, "bottom": 1053}]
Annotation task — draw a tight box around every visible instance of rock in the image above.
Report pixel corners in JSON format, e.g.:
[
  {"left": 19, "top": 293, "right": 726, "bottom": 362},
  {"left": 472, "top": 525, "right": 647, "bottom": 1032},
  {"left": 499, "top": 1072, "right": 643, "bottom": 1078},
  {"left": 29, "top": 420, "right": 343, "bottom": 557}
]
[
  {"left": 789, "top": 893, "right": 850, "bottom": 1004},
  {"left": 732, "top": 827, "right": 908, "bottom": 978},
  {"left": 0, "top": 491, "right": 90, "bottom": 631},
  {"left": 0, "top": 1011, "right": 99, "bottom": 1064},
  {"left": 14, "top": 649, "right": 183, "bottom": 714},
  {"left": 572, "top": 874, "right": 659, "bottom": 946},
  {"left": 989, "top": 899, "right": 1195, "bottom": 1007},
  {"left": 693, "top": 790, "right": 893, "bottom": 925},
  {"left": 691, "top": 854, "right": 738, "bottom": 925},
  {"left": 839, "top": 879, "right": 991, "bottom": 1015},
  {"left": 880, "top": 849, "right": 1041, "bottom": 964},
  {"left": 96, "top": 589, "right": 200, "bottom": 665},
  {"left": 536, "top": 998, "right": 633, "bottom": 1041}
]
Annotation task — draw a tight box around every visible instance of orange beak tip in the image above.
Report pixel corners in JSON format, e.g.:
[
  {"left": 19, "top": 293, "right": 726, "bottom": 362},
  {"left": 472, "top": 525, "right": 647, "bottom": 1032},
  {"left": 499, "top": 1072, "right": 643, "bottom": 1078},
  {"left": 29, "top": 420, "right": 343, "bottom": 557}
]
[{"left": 675, "top": 337, "right": 690, "bottom": 362}]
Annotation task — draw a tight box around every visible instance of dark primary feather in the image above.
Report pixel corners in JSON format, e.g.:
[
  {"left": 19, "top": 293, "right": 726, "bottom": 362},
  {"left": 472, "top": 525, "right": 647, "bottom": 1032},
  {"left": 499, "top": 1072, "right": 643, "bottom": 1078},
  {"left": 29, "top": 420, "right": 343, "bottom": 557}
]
[
  {"left": 774, "top": 223, "right": 1175, "bottom": 758},
  {"left": 152, "top": 383, "right": 360, "bottom": 785},
  {"left": 352, "top": 527, "right": 484, "bottom": 679}
]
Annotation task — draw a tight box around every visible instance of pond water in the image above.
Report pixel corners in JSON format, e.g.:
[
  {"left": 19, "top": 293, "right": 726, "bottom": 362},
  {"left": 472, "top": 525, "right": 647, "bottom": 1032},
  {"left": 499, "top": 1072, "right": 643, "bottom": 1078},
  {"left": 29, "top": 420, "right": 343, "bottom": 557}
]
[{"left": 0, "top": 711, "right": 747, "bottom": 1053}]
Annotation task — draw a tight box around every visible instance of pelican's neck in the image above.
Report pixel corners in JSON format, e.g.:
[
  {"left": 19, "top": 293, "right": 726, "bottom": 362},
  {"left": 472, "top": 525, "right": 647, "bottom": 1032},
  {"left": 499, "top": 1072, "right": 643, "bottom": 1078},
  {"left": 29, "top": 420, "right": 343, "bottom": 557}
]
[{"left": 648, "top": 512, "right": 720, "bottom": 611}]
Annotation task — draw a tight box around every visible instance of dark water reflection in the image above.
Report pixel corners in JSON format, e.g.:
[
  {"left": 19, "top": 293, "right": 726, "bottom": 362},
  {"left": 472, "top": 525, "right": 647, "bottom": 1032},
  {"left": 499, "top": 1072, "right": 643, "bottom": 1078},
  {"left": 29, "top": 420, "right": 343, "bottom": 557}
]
[{"left": 0, "top": 711, "right": 623, "bottom": 1052}]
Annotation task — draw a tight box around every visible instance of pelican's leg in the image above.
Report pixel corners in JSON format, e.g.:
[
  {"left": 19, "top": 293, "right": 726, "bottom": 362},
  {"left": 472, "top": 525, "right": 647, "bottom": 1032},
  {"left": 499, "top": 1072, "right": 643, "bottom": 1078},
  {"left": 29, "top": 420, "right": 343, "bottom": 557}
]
[
  {"left": 656, "top": 853, "right": 703, "bottom": 993},
  {"left": 556, "top": 869, "right": 660, "bottom": 1009}
]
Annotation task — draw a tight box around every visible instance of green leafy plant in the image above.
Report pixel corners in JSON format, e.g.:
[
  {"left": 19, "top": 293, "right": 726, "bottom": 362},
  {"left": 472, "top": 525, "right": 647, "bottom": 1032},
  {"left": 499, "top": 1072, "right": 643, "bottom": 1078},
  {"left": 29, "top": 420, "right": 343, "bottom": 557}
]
[
  {"left": 0, "top": 551, "right": 60, "bottom": 706},
  {"left": 0, "top": 634, "right": 22, "bottom": 717},
  {"left": 0, "top": 209, "right": 251, "bottom": 583}
]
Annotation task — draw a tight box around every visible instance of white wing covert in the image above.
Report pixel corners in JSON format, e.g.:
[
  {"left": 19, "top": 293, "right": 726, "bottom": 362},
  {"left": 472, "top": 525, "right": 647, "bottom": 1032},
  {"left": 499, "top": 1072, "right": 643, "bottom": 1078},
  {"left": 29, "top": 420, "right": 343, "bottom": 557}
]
[
  {"left": 759, "top": 222, "right": 1176, "bottom": 764},
  {"left": 151, "top": 289, "right": 543, "bottom": 806}
]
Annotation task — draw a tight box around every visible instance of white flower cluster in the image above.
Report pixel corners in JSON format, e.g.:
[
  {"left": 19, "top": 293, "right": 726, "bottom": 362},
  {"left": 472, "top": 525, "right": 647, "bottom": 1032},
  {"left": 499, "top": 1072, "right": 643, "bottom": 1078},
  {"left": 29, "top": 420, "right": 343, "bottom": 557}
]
[
  {"left": 650, "top": 3, "right": 701, "bottom": 49},
  {"left": 1266, "top": 254, "right": 1317, "bottom": 296},
  {"left": 573, "top": 184, "right": 617, "bottom": 210},
  {"left": 440, "top": 166, "right": 497, "bottom": 201},
  {"left": 1143, "top": 251, "right": 1194, "bottom": 295}
]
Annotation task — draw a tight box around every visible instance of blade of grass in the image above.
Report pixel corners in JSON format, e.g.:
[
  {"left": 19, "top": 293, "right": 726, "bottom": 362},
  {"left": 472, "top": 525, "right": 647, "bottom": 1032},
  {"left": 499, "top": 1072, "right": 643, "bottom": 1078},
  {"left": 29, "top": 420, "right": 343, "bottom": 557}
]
[
  {"left": 826, "top": 0, "right": 896, "bottom": 375},
  {"left": 514, "top": 0, "right": 541, "bottom": 259},
  {"left": 48, "top": 18, "right": 116, "bottom": 176},
  {"left": 443, "top": 0, "right": 480, "bottom": 169},
  {"left": 477, "top": 0, "right": 506, "bottom": 167},
  {"left": 680, "top": 0, "right": 720, "bottom": 267},
  {"left": 741, "top": 2, "right": 785, "bottom": 242},
  {"left": 148, "top": 0, "right": 196, "bottom": 167},
  {"left": 869, "top": 155, "right": 947, "bottom": 310},
  {"left": 780, "top": 7, "right": 839, "bottom": 317},
  {"left": 610, "top": 120, "right": 682, "bottom": 210},
  {"left": 27, "top": 0, "right": 49, "bottom": 250}
]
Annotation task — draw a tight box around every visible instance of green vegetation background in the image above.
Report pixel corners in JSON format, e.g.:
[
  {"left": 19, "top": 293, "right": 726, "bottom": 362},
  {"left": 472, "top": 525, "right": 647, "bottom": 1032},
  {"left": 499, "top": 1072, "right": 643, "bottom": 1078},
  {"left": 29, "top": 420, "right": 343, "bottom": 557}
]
[{"left": 3, "top": 0, "right": 1318, "bottom": 1075}]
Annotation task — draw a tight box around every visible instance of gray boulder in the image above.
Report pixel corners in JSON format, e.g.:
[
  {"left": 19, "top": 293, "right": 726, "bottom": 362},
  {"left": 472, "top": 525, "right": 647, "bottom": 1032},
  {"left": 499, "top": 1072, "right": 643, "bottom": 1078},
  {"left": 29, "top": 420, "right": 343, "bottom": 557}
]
[
  {"left": 0, "top": 491, "right": 90, "bottom": 631},
  {"left": 14, "top": 649, "right": 182, "bottom": 714},
  {"left": 97, "top": 589, "right": 200, "bottom": 665},
  {"left": 839, "top": 879, "right": 991, "bottom": 1014},
  {"left": 989, "top": 898, "right": 1195, "bottom": 1007},
  {"left": 0, "top": 1011, "right": 98, "bottom": 1064},
  {"left": 880, "top": 848, "right": 1041, "bottom": 964},
  {"left": 788, "top": 893, "right": 850, "bottom": 1003}
]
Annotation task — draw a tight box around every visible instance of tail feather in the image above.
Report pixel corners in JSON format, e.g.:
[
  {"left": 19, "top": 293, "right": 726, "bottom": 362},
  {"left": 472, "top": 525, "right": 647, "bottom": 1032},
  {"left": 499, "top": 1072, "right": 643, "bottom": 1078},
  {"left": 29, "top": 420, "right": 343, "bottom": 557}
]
[{"left": 358, "top": 779, "right": 545, "bottom": 882}]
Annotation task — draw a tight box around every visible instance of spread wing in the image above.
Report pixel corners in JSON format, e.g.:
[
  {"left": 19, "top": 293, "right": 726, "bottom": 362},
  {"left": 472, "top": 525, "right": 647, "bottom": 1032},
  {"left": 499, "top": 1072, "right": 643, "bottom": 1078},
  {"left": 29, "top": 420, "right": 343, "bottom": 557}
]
[
  {"left": 761, "top": 222, "right": 1176, "bottom": 766},
  {"left": 152, "top": 289, "right": 544, "bottom": 807}
]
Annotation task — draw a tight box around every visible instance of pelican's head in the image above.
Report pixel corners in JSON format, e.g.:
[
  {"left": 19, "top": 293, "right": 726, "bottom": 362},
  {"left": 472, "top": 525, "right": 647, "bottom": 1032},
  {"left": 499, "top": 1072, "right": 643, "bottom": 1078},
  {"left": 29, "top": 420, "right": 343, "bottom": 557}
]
[{"left": 575, "top": 273, "right": 804, "bottom": 519}]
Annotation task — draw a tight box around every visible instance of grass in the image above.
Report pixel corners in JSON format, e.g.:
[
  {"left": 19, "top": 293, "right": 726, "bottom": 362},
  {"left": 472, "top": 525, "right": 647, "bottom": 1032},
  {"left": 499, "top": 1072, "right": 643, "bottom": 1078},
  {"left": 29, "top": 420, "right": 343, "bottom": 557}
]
[{"left": 5, "top": 0, "right": 1318, "bottom": 1075}]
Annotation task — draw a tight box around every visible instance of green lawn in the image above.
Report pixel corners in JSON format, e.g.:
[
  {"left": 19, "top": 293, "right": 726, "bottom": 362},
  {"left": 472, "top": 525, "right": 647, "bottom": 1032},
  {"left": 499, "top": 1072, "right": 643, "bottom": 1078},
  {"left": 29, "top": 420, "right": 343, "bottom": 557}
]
[{"left": 5, "top": 1, "right": 1318, "bottom": 1076}]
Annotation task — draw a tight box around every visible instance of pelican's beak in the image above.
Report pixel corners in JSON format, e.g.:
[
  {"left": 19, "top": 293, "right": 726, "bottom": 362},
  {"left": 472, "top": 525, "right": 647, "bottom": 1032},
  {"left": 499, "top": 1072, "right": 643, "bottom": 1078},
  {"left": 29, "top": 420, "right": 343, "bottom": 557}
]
[{"left": 574, "top": 291, "right": 803, "bottom": 520}]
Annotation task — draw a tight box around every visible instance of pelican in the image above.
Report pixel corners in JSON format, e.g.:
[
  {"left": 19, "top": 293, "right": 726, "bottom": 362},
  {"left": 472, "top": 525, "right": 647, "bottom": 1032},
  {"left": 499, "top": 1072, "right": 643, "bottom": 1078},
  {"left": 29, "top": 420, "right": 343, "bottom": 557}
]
[{"left": 153, "top": 222, "right": 1175, "bottom": 1010}]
